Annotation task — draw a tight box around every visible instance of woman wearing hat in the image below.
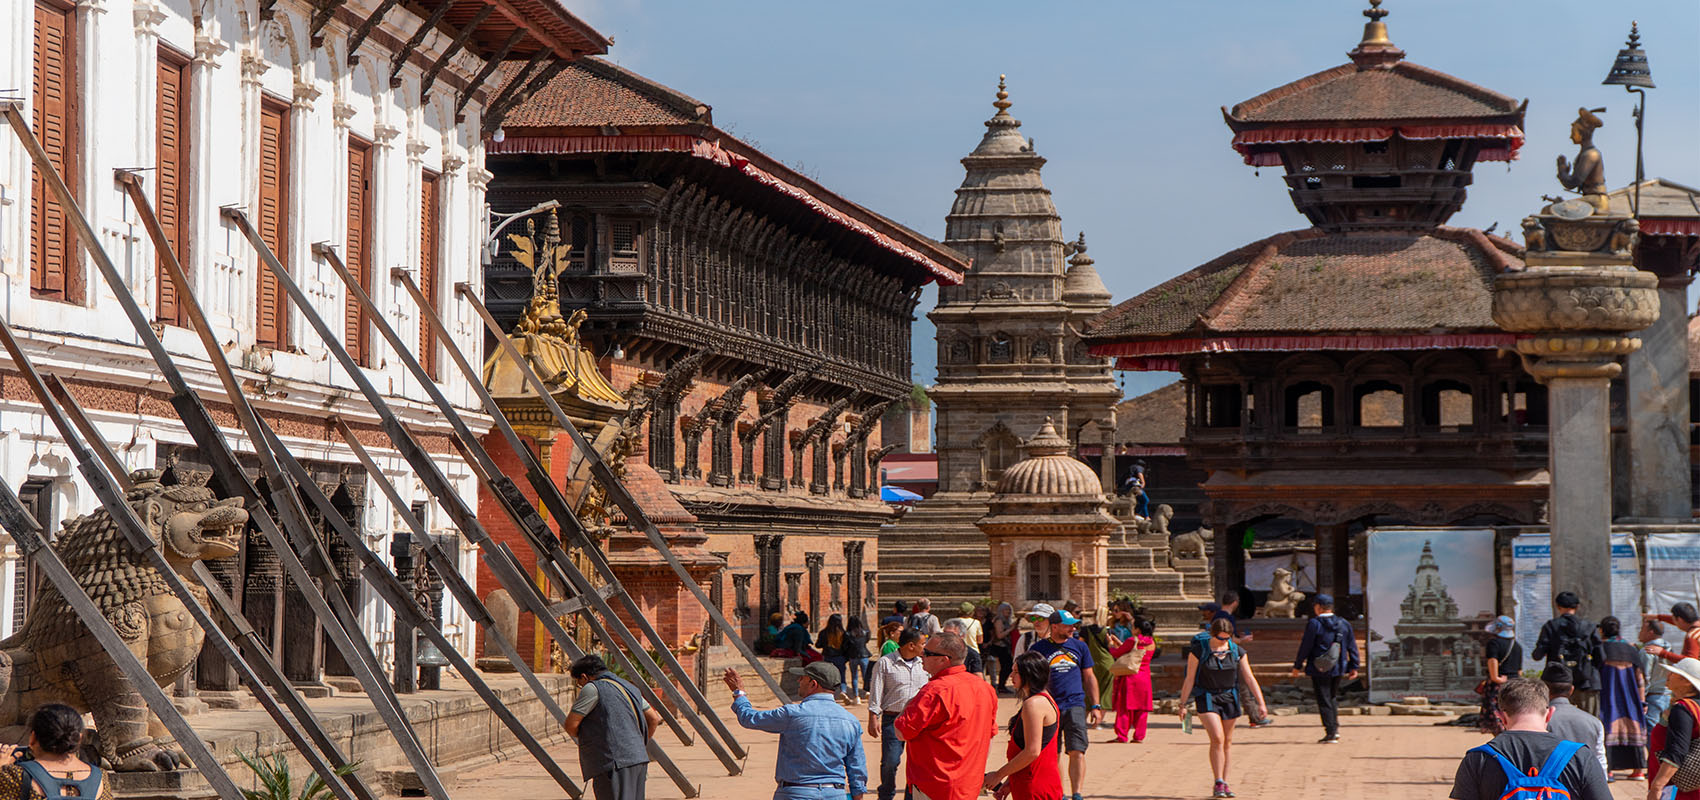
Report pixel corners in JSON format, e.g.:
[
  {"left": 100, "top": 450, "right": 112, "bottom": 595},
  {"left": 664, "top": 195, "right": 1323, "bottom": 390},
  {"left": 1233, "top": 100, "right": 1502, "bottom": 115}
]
[
  {"left": 1478, "top": 615, "right": 1522, "bottom": 735},
  {"left": 1648, "top": 658, "right": 1700, "bottom": 800}
]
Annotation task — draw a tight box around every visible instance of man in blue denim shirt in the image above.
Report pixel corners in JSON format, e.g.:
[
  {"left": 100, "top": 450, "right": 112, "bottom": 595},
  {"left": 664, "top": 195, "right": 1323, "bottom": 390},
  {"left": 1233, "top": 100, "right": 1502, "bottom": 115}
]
[{"left": 724, "top": 661, "right": 867, "bottom": 800}]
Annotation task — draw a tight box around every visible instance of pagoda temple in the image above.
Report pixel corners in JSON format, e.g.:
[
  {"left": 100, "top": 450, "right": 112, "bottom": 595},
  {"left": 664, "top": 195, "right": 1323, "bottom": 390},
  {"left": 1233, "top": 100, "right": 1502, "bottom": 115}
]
[{"left": 1083, "top": 1, "right": 1545, "bottom": 616}]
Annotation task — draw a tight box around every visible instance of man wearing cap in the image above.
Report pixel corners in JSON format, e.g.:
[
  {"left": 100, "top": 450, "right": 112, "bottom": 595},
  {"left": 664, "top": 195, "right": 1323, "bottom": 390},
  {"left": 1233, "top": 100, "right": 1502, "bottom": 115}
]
[
  {"left": 868, "top": 630, "right": 929, "bottom": 800},
  {"left": 1542, "top": 663, "right": 1609, "bottom": 778},
  {"left": 1534, "top": 591, "right": 1604, "bottom": 714},
  {"left": 893, "top": 632, "right": 997, "bottom": 800},
  {"left": 1289, "top": 594, "right": 1360, "bottom": 744},
  {"left": 948, "top": 602, "right": 984, "bottom": 655},
  {"left": 1030, "top": 609, "right": 1101, "bottom": 800},
  {"left": 1013, "top": 603, "right": 1054, "bottom": 660},
  {"left": 723, "top": 662, "right": 867, "bottom": 800}
]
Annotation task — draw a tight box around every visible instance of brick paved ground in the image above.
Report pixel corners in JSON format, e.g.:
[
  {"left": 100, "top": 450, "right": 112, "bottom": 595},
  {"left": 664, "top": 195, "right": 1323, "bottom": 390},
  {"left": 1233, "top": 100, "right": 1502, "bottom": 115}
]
[{"left": 453, "top": 697, "right": 1649, "bottom": 800}]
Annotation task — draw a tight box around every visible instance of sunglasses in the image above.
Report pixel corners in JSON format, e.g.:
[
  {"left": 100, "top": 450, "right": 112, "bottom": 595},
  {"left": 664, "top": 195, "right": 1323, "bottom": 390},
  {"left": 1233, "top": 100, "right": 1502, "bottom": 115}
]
[{"left": 922, "top": 650, "right": 948, "bottom": 658}]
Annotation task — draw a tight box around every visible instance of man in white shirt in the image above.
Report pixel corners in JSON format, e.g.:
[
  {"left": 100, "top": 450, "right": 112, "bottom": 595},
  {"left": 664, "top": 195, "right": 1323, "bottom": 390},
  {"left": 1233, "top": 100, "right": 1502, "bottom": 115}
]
[{"left": 868, "top": 629, "right": 928, "bottom": 800}]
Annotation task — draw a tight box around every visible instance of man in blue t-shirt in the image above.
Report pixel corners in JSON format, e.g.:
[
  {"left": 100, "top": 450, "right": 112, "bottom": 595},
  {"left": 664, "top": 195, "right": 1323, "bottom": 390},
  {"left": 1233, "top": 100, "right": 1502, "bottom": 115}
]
[{"left": 1029, "top": 610, "right": 1101, "bottom": 800}]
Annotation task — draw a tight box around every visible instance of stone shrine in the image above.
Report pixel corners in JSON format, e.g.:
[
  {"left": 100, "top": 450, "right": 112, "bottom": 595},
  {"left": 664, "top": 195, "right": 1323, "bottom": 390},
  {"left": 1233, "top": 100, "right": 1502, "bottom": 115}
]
[{"left": 1368, "top": 541, "right": 1488, "bottom": 695}]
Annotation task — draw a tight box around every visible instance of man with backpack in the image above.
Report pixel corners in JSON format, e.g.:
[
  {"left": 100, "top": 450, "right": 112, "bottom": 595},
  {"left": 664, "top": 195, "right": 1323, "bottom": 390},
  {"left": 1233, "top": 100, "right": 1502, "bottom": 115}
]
[
  {"left": 907, "top": 598, "right": 942, "bottom": 637},
  {"left": 1533, "top": 591, "right": 1604, "bottom": 714},
  {"left": 1449, "top": 678, "right": 1612, "bottom": 800},
  {"left": 1289, "top": 594, "right": 1360, "bottom": 743}
]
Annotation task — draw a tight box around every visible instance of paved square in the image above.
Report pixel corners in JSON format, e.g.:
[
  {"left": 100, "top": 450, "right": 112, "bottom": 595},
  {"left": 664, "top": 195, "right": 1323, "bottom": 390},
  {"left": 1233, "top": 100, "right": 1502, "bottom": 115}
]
[{"left": 453, "top": 698, "right": 1651, "bottom": 799}]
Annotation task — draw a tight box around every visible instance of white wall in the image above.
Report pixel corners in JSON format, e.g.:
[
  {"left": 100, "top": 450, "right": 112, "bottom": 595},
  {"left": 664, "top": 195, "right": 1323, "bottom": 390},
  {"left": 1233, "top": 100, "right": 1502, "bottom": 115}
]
[{"left": 0, "top": 0, "right": 503, "bottom": 663}]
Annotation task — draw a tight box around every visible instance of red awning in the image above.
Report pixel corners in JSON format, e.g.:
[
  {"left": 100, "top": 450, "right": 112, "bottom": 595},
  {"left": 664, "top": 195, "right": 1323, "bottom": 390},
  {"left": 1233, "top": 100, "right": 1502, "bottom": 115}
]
[
  {"left": 1232, "top": 124, "right": 1524, "bottom": 165},
  {"left": 1097, "top": 332, "right": 1524, "bottom": 366},
  {"left": 489, "top": 135, "right": 961, "bottom": 285},
  {"left": 1644, "top": 219, "right": 1700, "bottom": 237}
]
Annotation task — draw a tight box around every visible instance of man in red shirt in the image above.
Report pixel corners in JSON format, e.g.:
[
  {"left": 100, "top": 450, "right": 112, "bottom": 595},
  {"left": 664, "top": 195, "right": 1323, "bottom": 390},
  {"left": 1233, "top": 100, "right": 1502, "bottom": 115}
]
[
  {"left": 1645, "top": 603, "right": 1700, "bottom": 663},
  {"left": 893, "top": 631, "right": 998, "bottom": 800}
]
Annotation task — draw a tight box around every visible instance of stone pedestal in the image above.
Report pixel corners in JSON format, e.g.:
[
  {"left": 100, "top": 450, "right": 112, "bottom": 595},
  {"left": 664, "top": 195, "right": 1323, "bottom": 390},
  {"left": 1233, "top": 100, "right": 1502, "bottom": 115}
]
[{"left": 1494, "top": 210, "right": 1658, "bottom": 618}]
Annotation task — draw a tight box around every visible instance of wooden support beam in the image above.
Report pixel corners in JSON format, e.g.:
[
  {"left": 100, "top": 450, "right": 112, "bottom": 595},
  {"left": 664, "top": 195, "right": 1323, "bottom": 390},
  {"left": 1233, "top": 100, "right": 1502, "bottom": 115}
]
[
  {"left": 344, "top": 0, "right": 402, "bottom": 65},
  {"left": 389, "top": 0, "right": 453, "bottom": 88},
  {"left": 479, "top": 49, "right": 547, "bottom": 133},
  {"left": 309, "top": 0, "right": 346, "bottom": 48},
  {"left": 420, "top": 3, "right": 493, "bottom": 98},
  {"left": 484, "top": 0, "right": 588, "bottom": 59},
  {"left": 455, "top": 28, "right": 524, "bottom": 120}
]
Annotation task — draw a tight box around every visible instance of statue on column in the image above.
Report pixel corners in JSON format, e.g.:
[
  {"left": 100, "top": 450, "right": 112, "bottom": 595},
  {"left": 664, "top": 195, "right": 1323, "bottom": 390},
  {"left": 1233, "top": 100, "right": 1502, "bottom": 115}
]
[{"left": 1555, "top": 107, "right": 1609, "bottom": 214}]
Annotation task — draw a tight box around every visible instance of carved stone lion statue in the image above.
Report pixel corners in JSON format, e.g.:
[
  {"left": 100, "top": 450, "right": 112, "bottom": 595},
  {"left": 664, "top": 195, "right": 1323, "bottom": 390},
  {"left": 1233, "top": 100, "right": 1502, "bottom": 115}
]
[
  {"left": 0, "top": 470, "right": 246, "bottom": 771},
  {"left": 1119, "top": 504, "right": 1173, "bottom": 546},
  {"left": 1168, "top": 526, "right": 1208, "bottom": 566},
  {"left": 1255, "top": 567, "right": 1306, "bottom": 619}
]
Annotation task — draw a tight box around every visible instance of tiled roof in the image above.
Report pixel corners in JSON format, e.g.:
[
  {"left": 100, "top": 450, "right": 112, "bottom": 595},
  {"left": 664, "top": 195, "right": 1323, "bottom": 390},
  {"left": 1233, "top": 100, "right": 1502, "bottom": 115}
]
[
  {"left": 501, "top": 58, "right": 710, "bottom": 129},
  {"left": 1227, "top": 61, "right": 1522, "bottom": 126},
  {"left": 1115, "top": 382, "right": 1186, "bottom": 445},
  {"left": 1085, "top": 227, "right": 1523, "bottom": 341},
  {"left": 1608, "top": 179, "right": 1700, "bottom": 220}
]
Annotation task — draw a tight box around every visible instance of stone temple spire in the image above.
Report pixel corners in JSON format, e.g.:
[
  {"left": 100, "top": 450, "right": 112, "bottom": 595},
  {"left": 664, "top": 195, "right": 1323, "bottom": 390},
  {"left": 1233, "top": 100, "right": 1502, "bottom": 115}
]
[
  {"left": 1063, "top": 232, "right": 1112, "bottom": 307},
  {"left": 972, "top": 74, "right": 1033, "bottom": 157}
]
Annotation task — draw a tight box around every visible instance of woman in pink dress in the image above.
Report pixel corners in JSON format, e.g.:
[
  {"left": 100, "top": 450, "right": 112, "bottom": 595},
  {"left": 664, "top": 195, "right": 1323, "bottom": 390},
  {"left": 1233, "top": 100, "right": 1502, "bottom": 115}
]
[{"left": 1108, "top": 618, "right": 1157, "bottom": 743}]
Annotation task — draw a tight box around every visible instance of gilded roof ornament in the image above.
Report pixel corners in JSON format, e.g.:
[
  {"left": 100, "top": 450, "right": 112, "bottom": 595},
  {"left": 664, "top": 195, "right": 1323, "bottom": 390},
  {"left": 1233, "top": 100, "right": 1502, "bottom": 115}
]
[
  {"left": 993, "top": 74, "right": 1012, "bottom": 115},
  {"left": 1350, "top": 0, "right": 1403, "bottom": 67}
]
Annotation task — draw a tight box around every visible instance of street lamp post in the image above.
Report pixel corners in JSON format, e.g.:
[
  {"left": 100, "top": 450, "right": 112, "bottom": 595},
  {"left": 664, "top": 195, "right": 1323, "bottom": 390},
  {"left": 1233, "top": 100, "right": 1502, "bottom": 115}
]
[
  {"left": 1602, "top": 22, "right": 1655, "bottom": 217},
  {"left": 482, "top": 199, "right": 561, "bottom": 267}
]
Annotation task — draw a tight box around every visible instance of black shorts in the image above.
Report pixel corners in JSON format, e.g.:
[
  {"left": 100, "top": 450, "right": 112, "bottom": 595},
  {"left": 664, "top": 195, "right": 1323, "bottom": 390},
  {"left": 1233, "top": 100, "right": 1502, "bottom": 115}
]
[
  {"left": 1060, "top": 704, "right": 1090, "bottom": 753},
  {"left": 1193, "top": 689, "right": 1242, "bottom": 720}
]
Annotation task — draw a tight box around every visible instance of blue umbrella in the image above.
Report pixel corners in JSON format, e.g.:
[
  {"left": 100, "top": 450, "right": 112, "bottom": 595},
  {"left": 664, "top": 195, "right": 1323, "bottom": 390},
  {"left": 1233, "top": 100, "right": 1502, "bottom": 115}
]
[{"left": 881, "top": 485, "right": 924, "bottom": 503}]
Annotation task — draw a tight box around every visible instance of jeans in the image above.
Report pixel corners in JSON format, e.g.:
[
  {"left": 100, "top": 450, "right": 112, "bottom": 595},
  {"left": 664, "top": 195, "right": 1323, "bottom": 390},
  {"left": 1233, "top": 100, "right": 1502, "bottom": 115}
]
[
  {"left": 878, "top": 712, "right": 907, "bottom": 800},
  {"left": 845, "top": 658, "right": 867, "bottom": 695},
  {"left": 983, "top": 643, "right": 1013, "bottom": 688},
  {"left": 1134, "top": 491, "right": 1150, "bottom": 517},
  {"left": 1312, "top": 674, "right": 1341, "bottom": 737},
  {"left": 1648, "top": 691, "right": 1672, "bottom": 730},
  {"left": 827, "top": 656, "right": 849, "bottom": 693},
  {"left": 775, "top": 786, "right": 849, "bottom": 800}
]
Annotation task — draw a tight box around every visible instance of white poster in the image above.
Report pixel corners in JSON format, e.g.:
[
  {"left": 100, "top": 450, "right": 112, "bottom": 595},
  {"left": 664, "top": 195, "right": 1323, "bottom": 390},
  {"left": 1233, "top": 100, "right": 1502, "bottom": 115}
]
[
  {"left": 1509, "top": 534, "right": 1640, "bottom": 667},
  {"left": 1645, "top": 533, "right": 1700, "bottom": 641},
  {"left": 1367, "top": 528, "right": 1496, "bottom": 703}
]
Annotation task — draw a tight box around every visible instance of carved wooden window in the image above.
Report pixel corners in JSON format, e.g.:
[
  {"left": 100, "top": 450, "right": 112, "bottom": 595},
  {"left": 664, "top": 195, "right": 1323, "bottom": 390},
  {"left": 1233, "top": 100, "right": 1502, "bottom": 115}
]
[
  {"left": 255, "top": 96, "right": 291, "bottom": 349},
  {"left": 418, "top": 169, "right": 441, "bottom": 380},
  {"left": 566, "top": 215, "right": 589, "bottom": 272},
  {"left": 31, "top": 0, "right": 81, "bottom": 304},
  {"left": 344, "top": 136, "right": 373, "bottom": 366},
  {"left": 1282, "top": 381, "right": 1334, "bottom": 432},
  {"left": 1025, "top": 551, "right": 1062, "bottom": 602},
  {"left": 607, "top": 218, "right": 640, "bottom": 273},
  {"left": 13, "top": 479, "right": 53, "bottom": 635},
  {"left": 649, "top": 397, "right": 680, "bottom": 481},
  {"left": 1201, "top": 384, "right": 1243, "bottom": 429},
  {"left": 154, "top": 45, "right": 191, "bottom": 326}
]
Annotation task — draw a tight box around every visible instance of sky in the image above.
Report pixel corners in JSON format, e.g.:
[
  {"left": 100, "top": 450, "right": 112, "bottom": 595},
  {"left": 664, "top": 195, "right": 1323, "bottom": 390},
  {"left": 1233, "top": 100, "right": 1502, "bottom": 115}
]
[{"left": 565, "top": 0, "right": 1700, "bottom": 401}]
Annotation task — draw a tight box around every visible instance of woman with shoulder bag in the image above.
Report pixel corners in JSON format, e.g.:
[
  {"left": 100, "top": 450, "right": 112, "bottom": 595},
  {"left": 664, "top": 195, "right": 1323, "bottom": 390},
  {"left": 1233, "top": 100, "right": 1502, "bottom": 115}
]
[
  {"left": 1648, "top": 658, "right": 1700, "bottom": 800},
  {"left": 1478, "top": 615, "right": 1522, "bottom": 735},
  {"left": 1108, "top": 618, "right": 1157, "bottom": 743},
  {"left": 1177, "top": 617, "right": 1268, "bottom": 799},
  {"left": 0, "top": 704, "right": 111, "bottom": 800}
]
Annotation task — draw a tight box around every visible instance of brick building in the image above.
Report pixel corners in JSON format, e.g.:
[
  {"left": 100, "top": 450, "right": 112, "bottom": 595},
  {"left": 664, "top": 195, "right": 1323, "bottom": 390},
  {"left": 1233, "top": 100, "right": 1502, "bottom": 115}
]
[{"left": 477, "top": 57, "right": 967, "bottom": 666}]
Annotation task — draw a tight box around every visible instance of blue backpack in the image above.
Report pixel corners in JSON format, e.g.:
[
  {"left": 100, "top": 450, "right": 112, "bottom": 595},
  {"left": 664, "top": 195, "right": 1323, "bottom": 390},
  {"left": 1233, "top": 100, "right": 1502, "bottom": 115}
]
[{"left": 1469, "top": 740, "right": 1584, "bottom": 800}]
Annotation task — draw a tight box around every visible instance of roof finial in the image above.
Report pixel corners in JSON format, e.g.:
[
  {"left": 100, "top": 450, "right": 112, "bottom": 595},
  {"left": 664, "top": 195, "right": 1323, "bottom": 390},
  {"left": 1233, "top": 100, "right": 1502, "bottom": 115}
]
[
  {"left": 1074, "top": 232, "right": 1087, "bottom": 253},
  {"left": 1350, "top": 0, "right": 1403, "bottom": 67},
  {"left": 1626, "top": 20, "right": 1641, "bottom": 48},
  {"left": 1364, "top": 0, "right": 1388, "bottom": 23},
  {"left": 993, "top": 74, "right": 1012, "bottom": 115}
]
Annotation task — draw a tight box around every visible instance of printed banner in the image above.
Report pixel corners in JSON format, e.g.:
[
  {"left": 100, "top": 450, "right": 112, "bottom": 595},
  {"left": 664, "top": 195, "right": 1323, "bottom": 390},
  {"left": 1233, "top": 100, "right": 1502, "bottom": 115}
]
[
  {"left": 1367, "top": 528, "right": 1496, "bottom": 703},
  {"left": 1645, "top": 533, "right": 1700, "bottom": 642},
  {"left": 1509, "top": 534, "right": 1639, "bottom": 669}
]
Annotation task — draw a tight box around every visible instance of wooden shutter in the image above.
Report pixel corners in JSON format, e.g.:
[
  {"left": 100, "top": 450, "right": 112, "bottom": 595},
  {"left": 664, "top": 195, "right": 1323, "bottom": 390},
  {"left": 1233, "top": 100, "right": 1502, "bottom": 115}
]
[
  {"left": 256, "top": 97, "right": 290, "bottom": 349},
  {"left": 418, "top": 169, "right": 440, "bottom": 380},
  {"left": 30, "top": 0, "right": 80, "bottom": 304},
  {"left": 345, "top": 137, "right": 372, "bottom": 366},
  {"left": 155, "top": 46, "right": 190, "bottom": 325}
]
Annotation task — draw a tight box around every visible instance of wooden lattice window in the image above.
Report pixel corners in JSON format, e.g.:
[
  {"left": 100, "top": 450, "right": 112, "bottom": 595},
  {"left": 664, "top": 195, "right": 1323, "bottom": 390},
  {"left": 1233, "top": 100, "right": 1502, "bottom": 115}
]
[
  {"left": 608, "top": 218, "right": 640, "bottom": 272},
  {"left": 30, "top": 0, "right": 81, "bottom": 304},
  {"left": 154, "top": 46, "right": 191, "bottom": 325},
  {"left": 1025, "top": 551, "right": 1062, "bottom": 602},
  {"left": 344, "top": 137, "right": 373, "bottom": 366},
  {"left": 418, "top": 169, "right": 441, "bottom": 380},
  {"left": 255, "top": 96, "right": 290, "bottom": 349}
]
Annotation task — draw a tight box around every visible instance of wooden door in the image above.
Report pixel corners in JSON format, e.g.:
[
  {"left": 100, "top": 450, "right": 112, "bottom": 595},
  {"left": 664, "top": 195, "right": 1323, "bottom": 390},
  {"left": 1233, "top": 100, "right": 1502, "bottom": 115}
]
[
  {"left": 30, "top": 0, "right": 80, "bottom": 303},
  {"left": 345, "top": 137, "right": 372, "bottom": 365},
  {"left": 155, "top": 46, "right": 191, "bottom": 325},
  {"left": 256, "top": 97, "right": 290, "bottom": 349},
  {"left": 417, "top": 169, "right": 440, "bottom": 379}
]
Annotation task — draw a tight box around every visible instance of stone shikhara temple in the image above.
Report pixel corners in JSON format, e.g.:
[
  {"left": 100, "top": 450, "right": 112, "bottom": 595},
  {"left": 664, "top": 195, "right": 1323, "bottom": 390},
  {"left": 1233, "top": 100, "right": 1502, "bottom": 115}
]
[{"left": 1369, "top": 541, "right": 1488, "bottom": 696}]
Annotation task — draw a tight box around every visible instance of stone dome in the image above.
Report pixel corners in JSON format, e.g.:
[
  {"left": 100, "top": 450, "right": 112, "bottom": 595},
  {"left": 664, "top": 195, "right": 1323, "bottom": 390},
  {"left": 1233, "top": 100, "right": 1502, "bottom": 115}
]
[
  {"left": 996, "top": 418, "right": 1102, "bottom": 496},
  {"left": 1062, "top": 234, "right": 1112, "bottom": 305}
]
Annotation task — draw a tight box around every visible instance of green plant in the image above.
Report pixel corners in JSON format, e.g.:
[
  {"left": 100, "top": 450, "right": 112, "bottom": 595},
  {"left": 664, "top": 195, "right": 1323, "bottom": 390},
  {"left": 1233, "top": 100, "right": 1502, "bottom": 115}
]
[
  {"left": 1108, "top": 589, "right": 1144, "bottom": 610},
  {"left": 235, "top": 749, "right": 359, "bottom": 800}
]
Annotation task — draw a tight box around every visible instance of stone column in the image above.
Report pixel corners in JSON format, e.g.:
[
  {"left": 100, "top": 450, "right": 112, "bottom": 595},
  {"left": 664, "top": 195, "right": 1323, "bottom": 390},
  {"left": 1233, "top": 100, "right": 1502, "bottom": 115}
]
[
  {"left": 1623, "top": 277, "right": 1693, "bottom": 519},
  {"left": 1494, "top": 211, "right": 1657, "bottom": 619}
]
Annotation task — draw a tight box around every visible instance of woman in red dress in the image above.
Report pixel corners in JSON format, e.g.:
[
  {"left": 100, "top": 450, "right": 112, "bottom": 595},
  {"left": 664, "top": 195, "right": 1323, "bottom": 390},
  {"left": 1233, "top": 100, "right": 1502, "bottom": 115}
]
[
  {"left": 984, "top": 651, "right": 1063, "bottom": 800},
  {"left": 1108, "top": 618, "right": 1157, "bottom": 742},
  {"left": 1648, "top": 658, "right": 1700, "bottom": 800}
]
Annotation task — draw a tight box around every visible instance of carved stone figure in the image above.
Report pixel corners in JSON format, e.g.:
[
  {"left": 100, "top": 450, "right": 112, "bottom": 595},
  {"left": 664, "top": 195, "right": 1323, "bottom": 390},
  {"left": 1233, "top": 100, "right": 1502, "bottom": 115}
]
[
  {"left": 1254, "top": 567, "right": 1306, "bottom": 618},
  {"left": 0, "top": 471, "right": 246, "bottom": 770},
  {"left": 1555, "top": 107, "right": 1608, "bottom": 214},
  {"left": 1121, "top": 503, "right": 1174, "bottom": 546},
  {"left": 1168, "top": 526, "right": 1208, "bottom": 565}
]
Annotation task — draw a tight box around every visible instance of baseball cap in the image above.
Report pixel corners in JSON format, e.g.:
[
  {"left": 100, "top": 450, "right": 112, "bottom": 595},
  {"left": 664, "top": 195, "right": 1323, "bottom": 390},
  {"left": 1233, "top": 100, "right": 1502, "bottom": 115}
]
[
  {"left": 1198, "top": 602, "right": 1222, "bottom": 613},
  {"left": 1488, "top": 615, "right": 1516, "bottom": 639},
  {"left": 1313, "top": 593, "right": 1335, "bottom": 607},
  {"left": 1049, "top": 609, "right": 1081, "bottom": 626},
  {"left": 1025, "top": 602, "right": 1056, "bottom": 619},
  {"left": 1540, "top": 663, "right": 1573, "bottom": 685},
  {"left": 788, "top": 661, "right": 841, "bottom": 687},
  {"left": 959, "top": 601, "right": 976, "bottom": 616}
]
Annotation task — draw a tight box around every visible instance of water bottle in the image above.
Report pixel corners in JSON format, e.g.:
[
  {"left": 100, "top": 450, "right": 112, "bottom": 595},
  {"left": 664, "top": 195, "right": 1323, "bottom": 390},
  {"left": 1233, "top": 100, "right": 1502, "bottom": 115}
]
[{"left": 1181, "top": 710, "right": 1193, "bottom": 735}]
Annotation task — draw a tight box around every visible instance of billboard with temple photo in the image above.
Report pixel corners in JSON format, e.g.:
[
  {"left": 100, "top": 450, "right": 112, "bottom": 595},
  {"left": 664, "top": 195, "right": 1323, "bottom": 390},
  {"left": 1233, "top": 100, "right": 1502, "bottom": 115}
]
[{"left": 1367, "top": 528, "right": 1497, "bottom": 703}]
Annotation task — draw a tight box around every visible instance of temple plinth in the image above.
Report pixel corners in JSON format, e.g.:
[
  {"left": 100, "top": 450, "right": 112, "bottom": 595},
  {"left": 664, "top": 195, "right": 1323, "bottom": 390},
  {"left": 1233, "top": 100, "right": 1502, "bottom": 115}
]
[{"left": 1494, "top": 200, "right": 1658, "bottom": 617}]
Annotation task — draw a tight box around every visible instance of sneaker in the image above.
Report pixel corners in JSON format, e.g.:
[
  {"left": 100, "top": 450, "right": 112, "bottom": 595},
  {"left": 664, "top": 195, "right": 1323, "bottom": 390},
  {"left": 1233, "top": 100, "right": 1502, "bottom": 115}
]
[
  {"left": 1248, "top": 717, "right": 1274, "bottom": 728},
  {"left": 1212, "top": 782, "right": 1228, "bottom": 798},
  {"left": 1222, "top": 785, "right": 1235, "bottom": 798},
  {"left": 1319, "top": 734, "right": 1340, "bottom": 744}
]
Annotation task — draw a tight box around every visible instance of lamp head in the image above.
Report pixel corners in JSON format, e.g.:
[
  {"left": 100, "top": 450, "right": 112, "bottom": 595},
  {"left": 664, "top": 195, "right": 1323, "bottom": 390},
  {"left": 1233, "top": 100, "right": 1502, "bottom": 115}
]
[{"left": 1602, "top": 22, "right": 1654, "bottom": 89}]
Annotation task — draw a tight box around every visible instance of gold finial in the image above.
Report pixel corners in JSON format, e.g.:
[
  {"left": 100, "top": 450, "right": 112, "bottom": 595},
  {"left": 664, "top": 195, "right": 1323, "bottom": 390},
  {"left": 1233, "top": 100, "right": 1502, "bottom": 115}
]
[
  {"left": 1359, "top": 0, "right": 1392, "bottom": 47},
  {"left": 1364, "top": 0, "right": 1388, "bottom": 23},
  {"left": 993, "top": 74, "right": 1011, "bottom": 114}
]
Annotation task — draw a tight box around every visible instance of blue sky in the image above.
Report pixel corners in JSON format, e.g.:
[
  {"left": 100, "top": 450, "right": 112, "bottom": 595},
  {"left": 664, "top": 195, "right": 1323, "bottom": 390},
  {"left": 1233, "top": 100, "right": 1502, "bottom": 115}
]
[{"left": 570, "top": 1, "right": 1700, "bottom": 400}]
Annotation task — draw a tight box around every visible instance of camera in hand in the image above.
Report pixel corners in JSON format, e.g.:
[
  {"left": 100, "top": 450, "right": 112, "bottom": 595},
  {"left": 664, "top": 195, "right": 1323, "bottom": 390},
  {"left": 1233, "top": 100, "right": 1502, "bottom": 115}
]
[{"left": 12, "top": 747, "right": 32, "bottom": 763}]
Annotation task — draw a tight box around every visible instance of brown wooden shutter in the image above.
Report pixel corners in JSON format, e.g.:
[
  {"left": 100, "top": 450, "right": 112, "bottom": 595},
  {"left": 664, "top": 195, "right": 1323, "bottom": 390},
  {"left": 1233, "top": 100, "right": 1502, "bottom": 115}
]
[
  {"left": 345, "top": 137, "right": 372, "bottom": 366},
  {"left": 418, "top": 169, "right": 440, "bottom": 380},
  {"left": 30, "top": 0, "right": 80, "bottom": 304},
  {"left": 256, "top": 96, "right": 290, "bottom": 349},
  {"left": 155, "top": 46, "right": 190, "bottom": 325}
]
